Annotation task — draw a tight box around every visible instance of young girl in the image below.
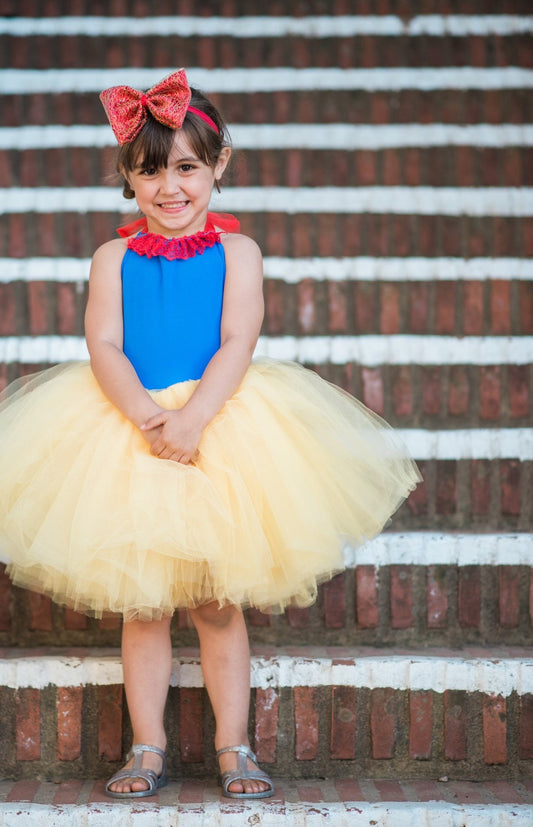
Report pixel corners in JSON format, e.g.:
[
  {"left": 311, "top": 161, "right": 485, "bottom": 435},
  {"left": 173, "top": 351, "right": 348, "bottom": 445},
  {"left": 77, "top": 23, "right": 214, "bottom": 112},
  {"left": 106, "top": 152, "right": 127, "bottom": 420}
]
[{"left": 0, "top": 70, "right": 420, "bottom": 799}]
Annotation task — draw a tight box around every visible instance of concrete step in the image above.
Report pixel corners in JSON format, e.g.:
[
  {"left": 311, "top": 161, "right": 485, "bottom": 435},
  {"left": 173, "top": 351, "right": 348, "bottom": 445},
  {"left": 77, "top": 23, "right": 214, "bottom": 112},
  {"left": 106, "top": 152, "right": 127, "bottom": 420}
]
[
  {"left": 1, "top": 645, "right": 532, "bottom": 782},
  {"left": 1, "top": 778, "right": 532, "bottom": 826}
]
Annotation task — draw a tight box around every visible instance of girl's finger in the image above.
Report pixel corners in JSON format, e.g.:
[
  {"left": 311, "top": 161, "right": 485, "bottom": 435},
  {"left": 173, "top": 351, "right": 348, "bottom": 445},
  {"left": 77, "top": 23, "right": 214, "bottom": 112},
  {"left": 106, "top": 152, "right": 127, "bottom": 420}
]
[{"left": 141, "top": 413, "right": 167, "bottom": 431}]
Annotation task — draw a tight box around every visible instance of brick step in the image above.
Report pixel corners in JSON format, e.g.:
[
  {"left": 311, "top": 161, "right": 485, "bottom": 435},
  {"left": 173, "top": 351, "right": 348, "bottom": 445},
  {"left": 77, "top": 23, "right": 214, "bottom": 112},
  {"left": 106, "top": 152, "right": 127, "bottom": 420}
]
[
  {"left": 1, "top": 645, "right": 532, "bottom": 781},
  {"left": 2, "top": 210, "right": 530, "bottom": 259},
  {"left": 4, "top": 145, "right": 531, "bottom": 188},
  {"left": 1, "top": 779, "right": 533, "bottom": 827},
  {"left": 2, "top": 534, "right": 532, "bottom": 648},
  {"left": 3, "top": 88, "right": 531, "bottom": 128}
]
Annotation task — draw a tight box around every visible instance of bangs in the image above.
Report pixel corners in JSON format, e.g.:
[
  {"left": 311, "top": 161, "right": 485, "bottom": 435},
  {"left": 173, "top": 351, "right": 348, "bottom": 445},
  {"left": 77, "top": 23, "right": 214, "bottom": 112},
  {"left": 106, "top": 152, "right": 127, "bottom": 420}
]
[{"left": 119, "top": 116, "right": 175, "bottom": 173}]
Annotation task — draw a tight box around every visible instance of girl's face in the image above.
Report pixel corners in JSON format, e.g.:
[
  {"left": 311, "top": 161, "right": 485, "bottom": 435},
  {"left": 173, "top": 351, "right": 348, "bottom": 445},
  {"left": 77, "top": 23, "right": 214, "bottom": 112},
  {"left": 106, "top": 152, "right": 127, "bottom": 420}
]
[{"left": 125, "top": 130, "right": 230, "bottom": 238}]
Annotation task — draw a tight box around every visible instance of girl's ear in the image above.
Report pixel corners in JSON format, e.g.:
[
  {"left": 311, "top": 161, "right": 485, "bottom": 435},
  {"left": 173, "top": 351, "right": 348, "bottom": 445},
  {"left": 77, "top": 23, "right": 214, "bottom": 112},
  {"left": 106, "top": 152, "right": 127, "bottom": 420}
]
[{"left": 214, "top": 146, "right": 231, "bottom": 183}]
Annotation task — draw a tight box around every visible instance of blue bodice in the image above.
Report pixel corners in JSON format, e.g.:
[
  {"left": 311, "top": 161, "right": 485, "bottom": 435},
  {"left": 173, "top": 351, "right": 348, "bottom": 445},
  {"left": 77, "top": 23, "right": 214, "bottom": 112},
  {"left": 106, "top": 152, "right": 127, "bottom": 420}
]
[{"left": 121, "top": 238, "right": 226, "bottom": 390}]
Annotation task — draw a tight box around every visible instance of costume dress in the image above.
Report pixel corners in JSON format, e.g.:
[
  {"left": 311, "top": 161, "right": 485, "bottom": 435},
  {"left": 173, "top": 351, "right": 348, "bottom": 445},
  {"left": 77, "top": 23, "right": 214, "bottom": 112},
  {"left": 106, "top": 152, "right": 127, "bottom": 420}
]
[{"left": 0, "top": 217, "right": 420, "bottom": 620}]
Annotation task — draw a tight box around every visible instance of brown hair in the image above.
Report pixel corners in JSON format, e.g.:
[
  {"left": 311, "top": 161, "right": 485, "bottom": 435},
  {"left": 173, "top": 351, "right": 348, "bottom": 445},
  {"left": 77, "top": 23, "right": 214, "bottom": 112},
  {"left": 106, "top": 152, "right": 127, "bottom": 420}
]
[{"left": 117, "top": 87, "right": 230, "bottom": 199}]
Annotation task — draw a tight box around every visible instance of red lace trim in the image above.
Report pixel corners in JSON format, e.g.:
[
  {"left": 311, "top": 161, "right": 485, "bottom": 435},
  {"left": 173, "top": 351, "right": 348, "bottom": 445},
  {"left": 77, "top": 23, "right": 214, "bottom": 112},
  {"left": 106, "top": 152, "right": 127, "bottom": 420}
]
[{"left": 127, "top": 229, "right": 221, "bottom": 261}]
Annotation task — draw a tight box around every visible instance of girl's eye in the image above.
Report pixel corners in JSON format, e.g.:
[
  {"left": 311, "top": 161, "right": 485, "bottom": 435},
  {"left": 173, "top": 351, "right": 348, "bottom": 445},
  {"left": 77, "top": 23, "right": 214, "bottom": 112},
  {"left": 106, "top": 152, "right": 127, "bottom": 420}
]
[
  {"left": 179, "top": 163, "right": 196, "bottom": 173},
  {"left": 140, "top": 167, "right": 158, "bottom": 176}
]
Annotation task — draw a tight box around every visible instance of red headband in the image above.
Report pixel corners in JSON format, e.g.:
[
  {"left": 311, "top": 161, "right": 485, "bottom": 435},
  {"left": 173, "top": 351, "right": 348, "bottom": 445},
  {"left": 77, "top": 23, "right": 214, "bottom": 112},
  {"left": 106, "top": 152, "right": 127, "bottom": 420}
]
[{"left": 100, "top": 69, "right": 220, "bottom": 145}]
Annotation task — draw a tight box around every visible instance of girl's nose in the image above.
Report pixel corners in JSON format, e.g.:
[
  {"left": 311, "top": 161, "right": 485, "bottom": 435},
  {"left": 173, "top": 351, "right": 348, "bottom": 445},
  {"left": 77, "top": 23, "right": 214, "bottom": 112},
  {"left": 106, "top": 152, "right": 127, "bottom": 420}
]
[{"left": 159, "top": 168, "right": 181, "bottom": 193}]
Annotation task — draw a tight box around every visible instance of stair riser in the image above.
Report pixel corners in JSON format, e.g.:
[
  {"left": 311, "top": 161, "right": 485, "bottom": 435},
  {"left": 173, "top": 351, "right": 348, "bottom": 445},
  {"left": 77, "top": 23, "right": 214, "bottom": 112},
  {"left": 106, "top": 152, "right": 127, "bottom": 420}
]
[
  {"left": 1, "top": 684, "right": 531, "bottom": 781},
  {"left": 2, "top": 564, "right": 532, "bottom": 647}
]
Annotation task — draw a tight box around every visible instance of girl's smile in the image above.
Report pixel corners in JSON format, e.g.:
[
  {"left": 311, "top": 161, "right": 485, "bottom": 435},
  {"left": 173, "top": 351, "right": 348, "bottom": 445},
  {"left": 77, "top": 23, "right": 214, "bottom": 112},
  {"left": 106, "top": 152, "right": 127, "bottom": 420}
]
[{"left": 126, "top": 133, "right": 230, "bottom": 238}]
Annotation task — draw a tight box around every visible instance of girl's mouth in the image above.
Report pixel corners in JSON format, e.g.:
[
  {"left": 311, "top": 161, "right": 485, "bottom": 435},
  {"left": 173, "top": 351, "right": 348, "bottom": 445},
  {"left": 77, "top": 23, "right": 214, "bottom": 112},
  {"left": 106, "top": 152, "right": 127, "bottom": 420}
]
[{"left": 159, "top": 201, "right": 189, "bottom": 211}]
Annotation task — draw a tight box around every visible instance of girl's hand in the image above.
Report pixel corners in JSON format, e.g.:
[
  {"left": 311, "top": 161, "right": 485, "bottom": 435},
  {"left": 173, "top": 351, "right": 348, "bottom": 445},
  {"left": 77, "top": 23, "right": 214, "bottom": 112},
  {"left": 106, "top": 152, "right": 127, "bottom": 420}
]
[{"left": 141, "top": 409, "right": 203, "bottom": 464}]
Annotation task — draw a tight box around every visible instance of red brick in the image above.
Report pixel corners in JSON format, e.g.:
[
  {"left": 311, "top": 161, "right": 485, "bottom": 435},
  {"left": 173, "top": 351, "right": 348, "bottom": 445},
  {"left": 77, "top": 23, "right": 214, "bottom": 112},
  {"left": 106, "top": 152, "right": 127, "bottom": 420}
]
[
  {"left": 294, "top": 686, "right": 319, "bottom": 760},
  {"left": 28, "top": 591, "right": 53, "bottom": 631},
  {"left": 254, "top": 687, "right": 279, "bottom": 764},
  {"left": 435, "top": 283, "right": 456, "bottom": 334},
  {"left": 421, "top": 367, "right": 442, "bottom": 416},
  {"left": 493, "top": 217, "right": 515, "bottom": 257},
  {"left": 354, "top": 283, "right": 377, "bottom": 333},
  {"left": 57, "top": 687, "right": 82, "bottom": 761},
  {"left": 509, "top": 365, "right": 529, "bottom": 419},
  {"left": 370, "top": 688, "right": 395, "bottom": 759},
  {"left": 361, "top": 367, "right": 384, "bottom": 416},
  {"left": 392, "top": 367, "right": 413, "bottom": 417},
  {"left": 409, "top": 283, "right": 429, "bottom": 333},
  {"left": 334, "top": 777, "right": 365, "bottom": 801},
  {"left": 264, "top": 281, "right": 286, "bottom": 335},
  {"left": 297, "top": 279, "right": 317, "bottom": 334},
  {"left": 498, "top": 566, "right": 520, "bottom": 629},
  {"left": 179, "top": 688, "right": 203, "bottom": 763},
  {"left": 323, "top": 573, "right": 346, "bottom": 628},
  {"left": 448, "top": 366, "right": 470, "bottom": 416},
  {"left": 500, "top": 460, "right": 521, "bottom": 516},
  {"left": 458, "top": 567, "right": 481, "bottom": 628},
  {"left": 479, "top": 366, "right": 501, "bottom": 420},
  {"left": 455, "top": 147, "right": 475, "bottom": 186},
  {"left": 98, "top": 685, "right": 123, "bottom": 761},
  {"left": 0, "top": 284, "right": 17, "bottom": 335},
  {"left": 436, "top": 462, "right": 457, "bottom": 515},
  {"left": 380, "top": 284, "right": 401, "bottom": 334},
  {"left": 64, "top": 608, "right": 88, "bottom": 630},
  {"left": 328, "top": 282, "right": 348, "bottom": 333},
  {"left": 374, "top": 780, "right": 407, "bottom": 801},
  {"left": 404, "top": 148, "right": 422, "bottom": 186},
  {"left": 5, "top": 779, "right": 41, "bottom": 802},
  {"left": 462, "top": 282, "right": 484, "bottom": 335},
  {"left": 406, "top": 463, "right": 428, "bottom": 515},
  {"left": 57, "top": 283, "right": 77, "bottom": 335},
  {"left": 99, "top": 613, "right": 121, "bottom": 630},
  {"left": 390, "top": 565, "right": 414, "bottom": 629},
  {"left": 489, "top": 281, "right": 511, "bottom": 334},
  {"left": 356, "top": 150, "right": 377, "bottom": 185},
  {"left": 52, "top": 780, "right": 84, "bottom": 805},
  {"left": 286, "top": 606, "right": 310, "bottom": 628},
  {"left": 471, "top": 460, "right": 492, "bottom": 515},
  {"left": 483, "top": 695, "right": 507, "bottom": 765},
  {"left": 356, "top": 565, "right": 379, "bottom": 628},
  {"left": 519, "top": 695, "right": 533, "bottom": 759},
  {"left": 427, "top": 565, "right": 448, "bottom": 628},
  {"left": 28, "top": 281, "right": 48, "bottom": 335},
  {"left": 383, "top": 149, "right": 402, "bottom": 185},
  {"left": 16, "top": 688, "right": 41, "bottom": 761},
  {"left": 409, "top": 691, "right": 433, "bottom": 759},
  {"left": 0, "top": 565, "right": 12, "bottom": 631},
  {"left": 444, "top": 690, "right": 467, "bottom": 761},
  {"left": 519, "top": 282, "right": 533, "bottom": 333},
  {"left": 246, "top": 608, "right": 272, "bottom": 627},
  {"left": 330, "top": 686, "right": 356, "bottom": 760}
]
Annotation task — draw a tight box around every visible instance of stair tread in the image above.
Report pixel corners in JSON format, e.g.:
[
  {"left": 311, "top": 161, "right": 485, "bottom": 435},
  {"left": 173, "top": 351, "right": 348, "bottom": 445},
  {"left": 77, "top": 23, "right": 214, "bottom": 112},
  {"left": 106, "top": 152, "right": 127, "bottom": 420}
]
[{"left": 1, "top": 779, "right": 532, "bottom": 826}]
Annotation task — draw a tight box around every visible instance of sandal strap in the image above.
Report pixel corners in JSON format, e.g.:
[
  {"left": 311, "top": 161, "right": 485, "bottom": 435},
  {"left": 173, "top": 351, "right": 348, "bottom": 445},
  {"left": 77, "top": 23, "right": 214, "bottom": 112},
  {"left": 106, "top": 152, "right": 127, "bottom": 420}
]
[
  {"left": 106, "top": 743, "right": 167, "bottom": 794},
  {"left": 216, "top": 744, "right": 273, "bottom": 795},
  {"left": 106, "top": 766, "right": 158, "bottom": 793}
]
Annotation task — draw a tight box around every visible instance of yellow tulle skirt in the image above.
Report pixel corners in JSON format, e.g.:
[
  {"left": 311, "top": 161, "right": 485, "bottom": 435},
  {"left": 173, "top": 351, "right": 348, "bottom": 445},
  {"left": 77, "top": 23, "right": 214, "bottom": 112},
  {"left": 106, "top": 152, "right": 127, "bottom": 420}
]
[{"left": 0, "top": 359, "right": 420, "bottom": 619}]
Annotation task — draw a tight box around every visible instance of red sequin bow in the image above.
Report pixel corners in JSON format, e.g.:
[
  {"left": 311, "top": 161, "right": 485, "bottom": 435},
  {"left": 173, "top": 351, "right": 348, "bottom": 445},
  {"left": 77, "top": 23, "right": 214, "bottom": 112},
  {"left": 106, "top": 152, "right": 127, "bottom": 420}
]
[{"left": 100, "top": 69, "right": 192, "bottom": 145}]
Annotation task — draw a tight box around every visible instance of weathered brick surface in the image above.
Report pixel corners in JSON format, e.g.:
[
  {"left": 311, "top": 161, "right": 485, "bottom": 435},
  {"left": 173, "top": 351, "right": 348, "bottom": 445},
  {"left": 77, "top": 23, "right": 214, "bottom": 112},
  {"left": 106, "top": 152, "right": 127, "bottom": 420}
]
[
  {"left": 2, "top": 674, "right": 531, "bottom": 780},
  {"left": 3, "top": 562, "right": 533, "bottom": 648}
]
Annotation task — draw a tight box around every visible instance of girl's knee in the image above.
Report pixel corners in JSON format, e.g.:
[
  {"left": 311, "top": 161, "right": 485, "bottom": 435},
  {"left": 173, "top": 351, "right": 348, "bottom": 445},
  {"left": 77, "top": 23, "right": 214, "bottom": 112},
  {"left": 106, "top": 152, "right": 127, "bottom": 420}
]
[{"left": 189, "top": 601, "right": 241, "bottom": 629}]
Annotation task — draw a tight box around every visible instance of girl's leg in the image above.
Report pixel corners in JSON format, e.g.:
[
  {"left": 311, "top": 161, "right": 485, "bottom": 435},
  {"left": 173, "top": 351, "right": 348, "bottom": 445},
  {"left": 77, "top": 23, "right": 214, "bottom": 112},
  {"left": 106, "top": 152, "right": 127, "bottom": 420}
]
[
  {"left": 108, "top": 615, "right": 172, "bottom": 794},
  {"left": 188, "top": 602, "right": 270, "bottom": 795}
]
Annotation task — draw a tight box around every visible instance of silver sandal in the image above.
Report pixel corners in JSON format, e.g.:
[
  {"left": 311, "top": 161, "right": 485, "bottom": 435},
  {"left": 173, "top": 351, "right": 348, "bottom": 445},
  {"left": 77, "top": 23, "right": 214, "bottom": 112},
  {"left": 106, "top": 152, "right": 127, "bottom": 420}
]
[
  {"left": 216, "top": 744, "right": 274, "bottom": 799},
  {"left": 105, "top": 743, "right": 167, "bottom": 799}
]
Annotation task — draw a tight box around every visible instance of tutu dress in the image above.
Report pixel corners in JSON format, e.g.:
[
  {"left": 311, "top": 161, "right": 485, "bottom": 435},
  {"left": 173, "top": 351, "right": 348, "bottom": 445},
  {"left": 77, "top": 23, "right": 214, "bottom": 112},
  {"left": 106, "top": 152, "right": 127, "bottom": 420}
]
[{"left": 0, "top": 218, "right": 420, "bottom": 620}]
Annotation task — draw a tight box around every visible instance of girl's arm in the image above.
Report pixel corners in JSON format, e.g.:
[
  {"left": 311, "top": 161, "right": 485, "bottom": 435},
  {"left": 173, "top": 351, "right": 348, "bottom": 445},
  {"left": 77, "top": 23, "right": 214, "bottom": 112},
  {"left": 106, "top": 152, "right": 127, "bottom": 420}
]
[
  {"left": 143, "top": 234, "right": 264, "bottom": 463},
  {"left": 85, "top": 239, "right": 164, "bottom": 431}
]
